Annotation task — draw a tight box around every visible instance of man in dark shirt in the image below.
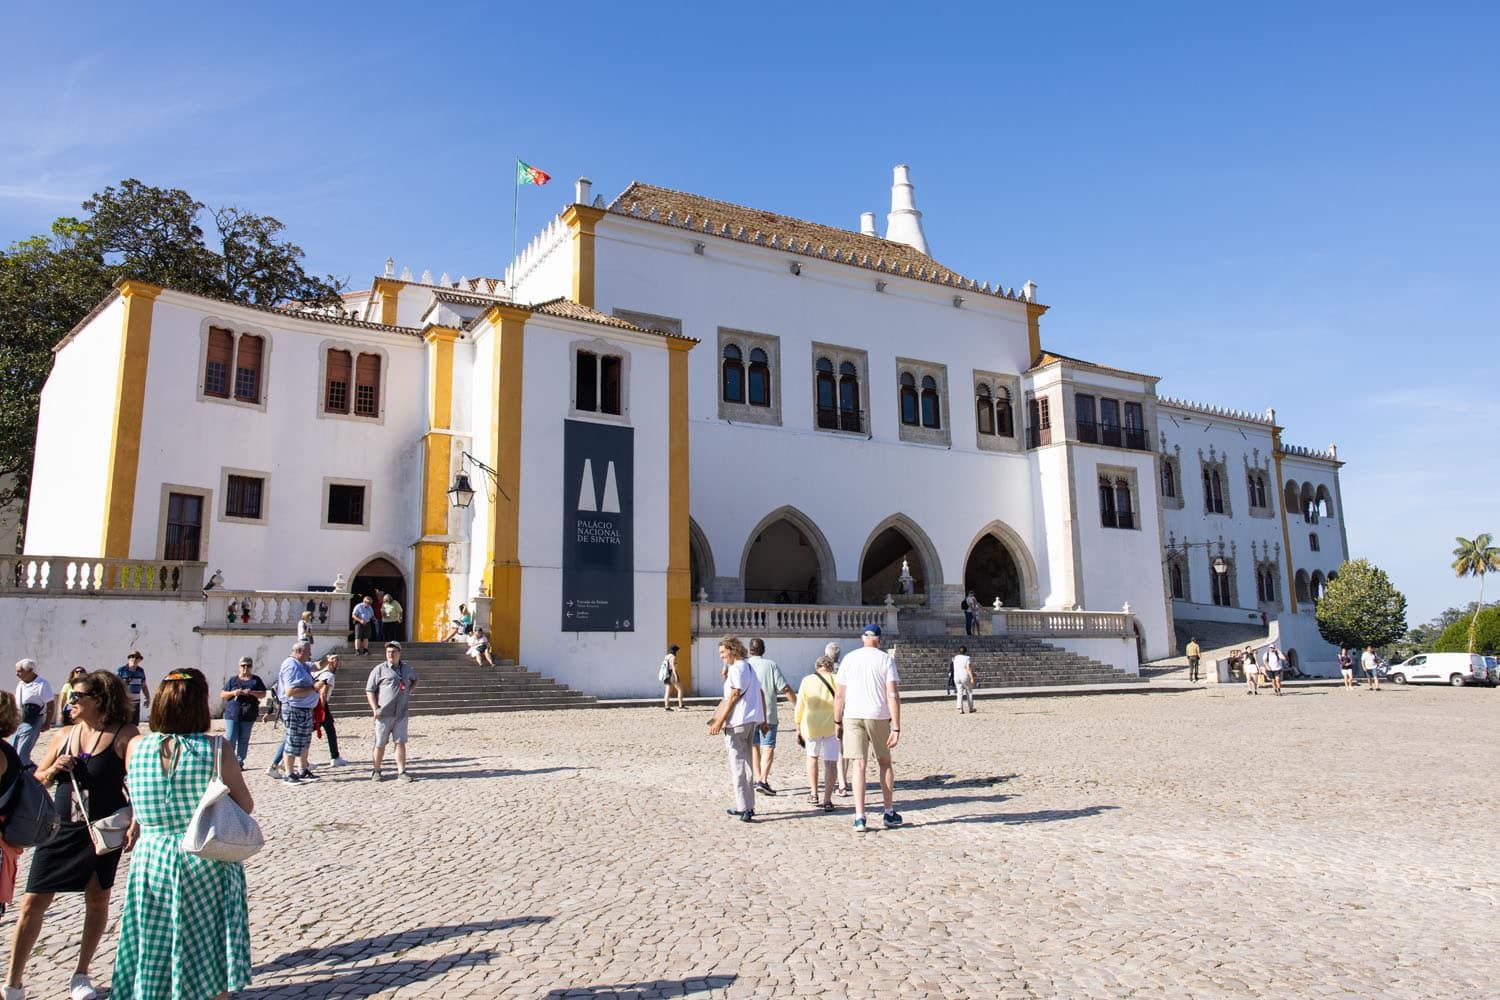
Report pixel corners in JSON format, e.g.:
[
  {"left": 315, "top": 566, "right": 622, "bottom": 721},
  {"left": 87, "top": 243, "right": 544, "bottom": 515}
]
[{"left": 116, "top": 651, "right": 150, "bottom": 725}]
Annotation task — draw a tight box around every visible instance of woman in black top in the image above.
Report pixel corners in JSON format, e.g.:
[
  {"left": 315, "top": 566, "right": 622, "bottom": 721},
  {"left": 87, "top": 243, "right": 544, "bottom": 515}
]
[
  {"left": 0, "top": 692, "right": 23, "bottom": 918},
  {"left": 4, "top": 671, "right": 138, "bottom": 1000}
]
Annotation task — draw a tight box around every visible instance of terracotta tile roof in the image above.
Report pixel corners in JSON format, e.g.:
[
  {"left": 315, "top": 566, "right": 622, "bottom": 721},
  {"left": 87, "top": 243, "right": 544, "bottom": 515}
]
[
  {"left": 1029, "top": 350, "right": 1158, "bottom": 383},
  {"left": 527, "top": 298, "right": 698, "bottom": 342},
  {"left": 606, "top": 182, "right": 1036, "bottom": 303}
]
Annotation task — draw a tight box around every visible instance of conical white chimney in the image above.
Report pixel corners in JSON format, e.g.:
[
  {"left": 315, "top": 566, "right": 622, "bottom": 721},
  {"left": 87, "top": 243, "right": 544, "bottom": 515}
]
[
  {"left": 859, "top": 212, "right": 877, "bottom": 236},
  {"left": 884, "top": 164, "right": 929, "bottom": 255}
]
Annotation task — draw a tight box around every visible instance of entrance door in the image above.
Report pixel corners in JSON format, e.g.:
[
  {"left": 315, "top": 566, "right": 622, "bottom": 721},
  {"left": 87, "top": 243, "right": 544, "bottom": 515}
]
[{"left": 351, "top": 557, "right": 407, "bottom": 642}]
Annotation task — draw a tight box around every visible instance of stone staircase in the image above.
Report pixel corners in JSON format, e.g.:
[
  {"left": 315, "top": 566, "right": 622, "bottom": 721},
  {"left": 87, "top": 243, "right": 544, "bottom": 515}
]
[
  {"left": 887, "top": 635, "right": 1139, "bottom": 689},
  {"left": 321, "top": 642, "right": 596, "bottom": 716}
]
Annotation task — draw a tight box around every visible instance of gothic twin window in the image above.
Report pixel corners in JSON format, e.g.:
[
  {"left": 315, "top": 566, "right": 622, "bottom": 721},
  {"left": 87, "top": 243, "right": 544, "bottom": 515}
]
[
  {"left": 815, "top": 356, "right": 862, "bottom": 433},
  {"left": 721, "top": 344, "right": 770, "bottom": 407},
  {"left": 1211, "top": 560, "right": 1234, "bottom": 606},
  {"left": 1099, "top": 477, "right": 1135, "bottom": 529},
  {"left": 203, "top": 326, "right": 265, "bottom": 405},
  {"left": 898, "top": 372, "right": 941, "bottom": 429},
  {"left": 324, "top": 349, "right": 383, "bottom": 418},
  {"left": 1203, "top": 468, "right": 1226, "bottom": 514},
  {"left": 575, "top": 349, "right": 623, "bottom": 415},
  {"left": 1247, "top": 473, "right": 1268, "bottom": 508},
  {"left": 975, "top": 383, "right": 1014, "bottom": 437}
]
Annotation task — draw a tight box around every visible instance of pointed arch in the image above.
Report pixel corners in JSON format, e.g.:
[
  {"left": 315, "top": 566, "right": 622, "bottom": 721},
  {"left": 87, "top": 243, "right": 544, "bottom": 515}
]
[
  {"left": 961, "top": 520, "right": 1040, "bottom": 609},
  {"left": 688, "top": 516, "right": 715, "bottom": 599},
  {"left": 739, "top": 505, "right": 838, "bottom": 605},
  {"left": 858, "top": 513, "right": 945, "bottom": 605}
]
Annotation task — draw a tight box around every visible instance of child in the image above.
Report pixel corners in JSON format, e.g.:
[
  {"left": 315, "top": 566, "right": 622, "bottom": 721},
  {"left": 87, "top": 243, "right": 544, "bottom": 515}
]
[{"left": 465, "top": 628, "right": 494, "bottom": 667}]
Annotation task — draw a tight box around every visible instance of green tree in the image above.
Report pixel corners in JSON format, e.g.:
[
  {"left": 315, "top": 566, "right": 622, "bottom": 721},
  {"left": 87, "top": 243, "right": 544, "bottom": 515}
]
[
  {"left": 1433, "top": 606, "right": 1500, "bottom": 654},
  {"left": 0, "top": 180, "right": 343, "bottom": 530},
  {"left": 1451, "top": 534, "right": 1500, "bottom": 653},
  {"left": 1315, "top": 558, "right": 1408, "bottom": 650}
]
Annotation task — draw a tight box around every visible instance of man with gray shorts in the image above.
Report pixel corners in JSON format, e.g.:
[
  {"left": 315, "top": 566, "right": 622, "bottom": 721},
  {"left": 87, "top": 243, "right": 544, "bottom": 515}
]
[
  {"left": 366, "top": 641, "right": 418, "bottom": 782},
  {"left": 834, "top": 624, "right": 903, "bottom": 832}
]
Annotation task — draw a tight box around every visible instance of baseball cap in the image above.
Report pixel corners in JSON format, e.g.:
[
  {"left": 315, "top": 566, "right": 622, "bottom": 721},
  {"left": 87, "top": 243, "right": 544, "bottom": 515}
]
[{"left": 861, "top": 624, "right": 882, "bottom": 637}]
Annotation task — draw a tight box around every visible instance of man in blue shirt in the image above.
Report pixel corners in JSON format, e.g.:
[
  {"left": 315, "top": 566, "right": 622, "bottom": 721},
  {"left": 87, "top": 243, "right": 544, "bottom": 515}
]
[
  {"left": 351, "top": 596, "right": 376, "bottom": 656},
  {"left": 277, "top": 641, "right": 321, "bottom": 784},
  {"left": 116, "top": 650, "right": 150, "bottom": 725}
]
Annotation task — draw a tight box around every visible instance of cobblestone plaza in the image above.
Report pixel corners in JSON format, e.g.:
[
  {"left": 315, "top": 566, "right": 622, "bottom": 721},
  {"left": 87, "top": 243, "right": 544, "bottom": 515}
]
[{"left": 13, "top": 686, "right": 1497, "bottom": 999}]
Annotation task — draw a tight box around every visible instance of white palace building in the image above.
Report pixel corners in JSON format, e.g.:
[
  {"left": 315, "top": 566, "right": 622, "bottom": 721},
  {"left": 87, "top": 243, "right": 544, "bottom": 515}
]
[{"left": 4, "top": 166, "right": 1349, "bottom": 695}]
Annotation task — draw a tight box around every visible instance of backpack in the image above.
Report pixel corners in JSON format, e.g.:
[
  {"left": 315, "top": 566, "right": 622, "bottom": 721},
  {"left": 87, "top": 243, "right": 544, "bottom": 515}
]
[
  {"left": 0, "top": 750, "right": 61, "bottom": 849},
  {"left": 658, "top": 657, "right": 673, "bottom": 685}
]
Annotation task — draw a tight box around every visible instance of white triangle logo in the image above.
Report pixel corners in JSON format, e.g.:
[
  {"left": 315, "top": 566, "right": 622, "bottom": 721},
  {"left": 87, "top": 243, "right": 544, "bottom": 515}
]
[
  {"left": 601, "top": 462, "right": 621, "bottom": 514},
  {"left": 577, "top": 459, "right": 597, "bottom": 512}
]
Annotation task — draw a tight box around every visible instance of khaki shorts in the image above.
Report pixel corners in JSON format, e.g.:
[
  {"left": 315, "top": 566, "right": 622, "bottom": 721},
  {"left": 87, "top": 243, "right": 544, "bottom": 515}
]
[{"left": 841, "top": 717, "right": 892, "bottom": 763}]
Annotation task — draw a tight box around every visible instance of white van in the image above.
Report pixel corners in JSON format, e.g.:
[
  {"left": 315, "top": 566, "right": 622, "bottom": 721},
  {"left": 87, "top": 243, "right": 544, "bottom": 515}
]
[{"left": 1387, "top": 652, "right": 1493, "bottom": 687}]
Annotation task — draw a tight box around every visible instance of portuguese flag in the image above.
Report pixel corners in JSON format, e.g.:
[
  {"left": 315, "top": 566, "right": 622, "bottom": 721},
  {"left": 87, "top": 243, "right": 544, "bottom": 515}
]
[{"left": 516, "top": 160, "right": 551, "bottom": 186}]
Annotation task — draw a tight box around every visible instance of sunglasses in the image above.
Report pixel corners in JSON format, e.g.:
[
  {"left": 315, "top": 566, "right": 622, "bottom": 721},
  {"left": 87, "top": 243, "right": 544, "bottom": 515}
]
[{"left": 67, "top": 691, "right": 96, "bottom": 703}]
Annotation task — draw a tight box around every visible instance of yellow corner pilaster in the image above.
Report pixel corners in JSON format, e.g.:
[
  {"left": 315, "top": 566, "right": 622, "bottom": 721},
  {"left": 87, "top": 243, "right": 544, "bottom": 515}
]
[
  {"left": 665, "top": 337, "right": 694, "bottom": 689},
  {"left": 373, "top": 278, "right": 402, "bottom": 326},
  {"left": 562, "top": 204, "right": 606, "bottom": 309},
  {"left": 413, "top": 326, "right": 462, "bottom": 641},
  {"left": 1272, "top": 428, "right": 1298, "bottom": 613},
  {"left": 101, "top": 281, "right": 161, "bottom": 558},
  {"left": 1025, "top": 302, "right": 1048, "bottom": 365},
  {"left": 483, "top": 304, "right": 530, "bottom": 662}
]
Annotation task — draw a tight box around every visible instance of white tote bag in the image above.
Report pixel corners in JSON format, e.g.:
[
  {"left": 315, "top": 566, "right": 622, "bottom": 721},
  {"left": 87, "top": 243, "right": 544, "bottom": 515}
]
[{"left": 181, "top": 735, "right": 264, "bottom": 862}]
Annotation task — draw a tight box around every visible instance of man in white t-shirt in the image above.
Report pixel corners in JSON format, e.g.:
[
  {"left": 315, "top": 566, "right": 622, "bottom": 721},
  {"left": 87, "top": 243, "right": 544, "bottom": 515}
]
[
  {"left": 834, "top": 624, "right": 902, "bottom": 832},
  {"left": 1361, "top": 645, "right": 1381, "bottom": 691},
  {"left": 708, "top": 637, "right": 766, "bottom": 822},
  {"left": 11, "top": 658, "right": 54, "bottom": 770},
  {"left": 953, "top": 645, "right": 976, "bottom": 714},
  {"left": 747, "top": 638, "right": 795, "bottom": 796}
]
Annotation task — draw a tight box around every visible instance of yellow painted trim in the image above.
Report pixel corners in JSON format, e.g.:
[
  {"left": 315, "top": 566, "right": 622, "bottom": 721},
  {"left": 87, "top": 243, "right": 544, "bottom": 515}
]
[
  {"left": 424, "top": 326, "right": 460, "bottom": 430},
  {"left": 1272, "top": 428, "right": 1298, "bottom": 613},
  {"left": 484, "top": 305, "right": 529, "bottom": 662},
  {"left": 1024, "top": 303, "right": 1048, "bottom": 365},
  {"left": 419, "top": 433, "right": 453, "bottom": 538},
  {"left": 665, "top": 336, "right": 694, "bottom": 688},
  {"left": 100, "top": 281, "right": 161, "bottom": 557},
  {"left": 562, "top": 205, "right": 606, "bottom": 309},
  {"left": 373, "top": 278, "right": 402, "bottom": 326},
  {"left": 411, "top": 540, "right": 450, "bottom": 642}
]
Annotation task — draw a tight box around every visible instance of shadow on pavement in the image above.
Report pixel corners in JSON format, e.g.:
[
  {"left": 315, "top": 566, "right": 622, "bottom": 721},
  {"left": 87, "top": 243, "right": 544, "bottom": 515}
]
[
  {"left": 402, "top": 765, "right": 592, "bottom": 782},
  {"left": 906, "top": 772, "right": 1019, "bottom": 790},
  {"left": 240, "top": 950, "right": 495, "bottom": 998},
  {"left": 919, "top": 804, "right": 1120, "bottom": 827},
  {"left": 541, "top": 973, "right": 738, "bottom": 998},
  {"left": 254, "top": 916, "right": 552, "bottom": 974}
]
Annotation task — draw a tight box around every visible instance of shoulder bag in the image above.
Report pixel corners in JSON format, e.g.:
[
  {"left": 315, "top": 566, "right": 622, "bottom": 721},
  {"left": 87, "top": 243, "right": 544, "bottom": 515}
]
[
  {"left": 68, "top": 729, "right": 132, "bottom": 855},
  {"left": 0, "top": 764, "right": 59, "bottom": 849},
  {"left": 182, "top": 735, "right": 264, "bottom": 862}
]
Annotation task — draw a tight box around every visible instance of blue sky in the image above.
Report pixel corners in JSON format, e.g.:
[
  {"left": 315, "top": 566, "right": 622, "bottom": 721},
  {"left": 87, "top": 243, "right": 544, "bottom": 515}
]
[{"left": 4, "top": 2, "right": 1496, "bottom": 625}]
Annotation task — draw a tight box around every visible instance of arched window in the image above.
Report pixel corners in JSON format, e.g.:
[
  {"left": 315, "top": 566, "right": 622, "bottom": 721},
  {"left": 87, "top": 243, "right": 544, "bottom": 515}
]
[
  {"left": 815, "top": 358, "right": 836, "bottom": 428},
  {"left": 1161, "top": 461, "right": 1177, "bottom": 498},
  {"left": 975, "top": 383, "right": 995, "bottom": 435},
  {"left": 838, "top": 361, "right": 861, "bottom": 432},
  {"left": 920, "top": 375, "right": 940, "bottom": 429},
  {"left": 747, "top": 347, "right": 769, "bottom": 407},
  {"left": 994, "top": 386, "right": 1013, "bottom": 437},
  {"left": 899, "top": 372, "right": 918, "bottom": 425},
  {"left": 1098, "top": 478, "right": 1117, "bottom": 528},
  {"left": 1114, "top": 479, "right": 1134, "bottom": 529},
  {"left": 1203, "top": 467, "right": 1225, "bottom": 514},
  {"left": 1309, "top": 532, "right": 1320, "bottom": 552},
  {"left": 1170, "top": 562, "right": 1184, "bottom": 600},
  {"left": 721, "top": 344, "right": 744, "bottom": 404},
  {"left": 1211, "top": 560, "right": 1233, "bottom": 607}
]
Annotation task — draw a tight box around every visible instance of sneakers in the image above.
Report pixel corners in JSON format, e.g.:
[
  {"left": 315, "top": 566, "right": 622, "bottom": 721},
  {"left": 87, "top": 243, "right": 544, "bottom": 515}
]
[
  {"left": 398, "top": 772, "right": 416, "bottom": 783},
  {"left": 2, "top": 984, "right": 23, "bottom": 1000},
  {"left": 370, "top": 770, "right": 384, "bottom": 782},
  {"left": 725, "top": 808, "right": 752, "bottom": 821},
  {"left": 283, "top": 772, "right": 302, "bottom": 785},
  {"left": 883, "top": 810, "right": 903, "bottom": 828},
  {"left": 297, "top": 768, "right": 319, "bottom": 780},
  {"left": 853, "top": 816, "right": 867, "bottom": 833},
  {"left": 266, "top": 766, "right": 281, "bottom": 778},
  {"left": 754, "top": 781, "right": 777, "bottom": 796},
  {"left": 69, "top": 974, "right": 98, "bottom": 1000},
  {"left": 330, "top": 757, "right": 350, "bottom": 767}
]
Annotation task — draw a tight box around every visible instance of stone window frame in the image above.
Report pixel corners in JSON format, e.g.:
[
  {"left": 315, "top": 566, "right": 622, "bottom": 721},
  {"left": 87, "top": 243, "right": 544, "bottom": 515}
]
[
  {"left": 316, "top": 339, "right": 390, "bottom": 426},
  {"left": 569, "top": 336, "right": 632, "bottom": 426},
  {"left": 972, "top": 370, "right": 1021, "bottom": 453},
  {"left": 155, "top": 483, "right": 212, "bottom": 561},
  {"left": 715, "top": 327, "right": 781, "bottom": 427},
  {"left": 217, "top": 466, "right": 271, "bottom": 526},
  {"left": 195, "top": 317, "right": 273, "bottom": 413},
  {"left": 1199, "top": 449, "right": 1233, "bottom": 517},
  {"left": 1167, "top": 551, "right": 1192, "bottom": 601},
  {"left": 810, "top": 342, "right": 869, "bottom": 437},
  {"left": 894, "top": 357, "right": 950, "bottom": 447},
  {"left": 1244, "top": 452, "right": 1275, "bottom": 520},
  {"left": 1159, "top": 442, "right": 1185, "bottom": 510},
  {"left": 1209, "top": 555, "right": 1240, "bottom": 607},
  {"left": 1309, "top": 531, "right": 1321, "bottom": 552},
  {"left": 1254, "top": 560, "right": 1284, "bottom": 612},
  {"left": 321, "top": 476, "right": 372, "bottom": 532},
  {"left": 1097, "top": 464, "right": 1141, "bottom": 531}
]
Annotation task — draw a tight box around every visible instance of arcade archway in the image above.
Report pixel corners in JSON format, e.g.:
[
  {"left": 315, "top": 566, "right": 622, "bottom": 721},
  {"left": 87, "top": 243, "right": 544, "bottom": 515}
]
[{"left": 740, "top": 507, "right": 835, "bottom": 604}]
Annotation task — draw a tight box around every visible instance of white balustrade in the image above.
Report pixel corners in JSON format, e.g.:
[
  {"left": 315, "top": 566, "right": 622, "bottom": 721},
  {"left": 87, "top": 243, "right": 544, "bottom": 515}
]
[
  {"left": 692, "top": 602, "right": 897, "bottom": 638},
  {"left": 990, "top": 608, "right": 1135, "bottom": 638},
  {"left": 0, "top": 556, "right": 205, "bottom": 596},
  {"left": 205, "top": 590, "right": 352, "bottom": 631}
]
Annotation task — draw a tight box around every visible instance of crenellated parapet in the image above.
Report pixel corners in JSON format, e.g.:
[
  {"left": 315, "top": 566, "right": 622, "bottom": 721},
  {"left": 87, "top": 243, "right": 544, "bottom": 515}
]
[{"left": 1158, "top": 396, "right": 1276, "bottom": 426}]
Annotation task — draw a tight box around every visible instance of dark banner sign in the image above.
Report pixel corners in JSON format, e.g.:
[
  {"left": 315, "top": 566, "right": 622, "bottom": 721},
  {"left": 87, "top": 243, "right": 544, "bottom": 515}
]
[{"left": 562, "top": 420, "right": 635, "bottom": 631}]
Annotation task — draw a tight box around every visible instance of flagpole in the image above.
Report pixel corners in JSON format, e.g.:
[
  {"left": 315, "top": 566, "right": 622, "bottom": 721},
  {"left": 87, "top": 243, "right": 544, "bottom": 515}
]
[{"left": 510, "top": 159, "right": 519, "bottom": 292}]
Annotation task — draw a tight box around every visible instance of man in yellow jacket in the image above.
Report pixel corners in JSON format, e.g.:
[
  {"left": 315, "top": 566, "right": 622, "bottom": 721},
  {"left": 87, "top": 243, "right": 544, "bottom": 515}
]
[{"left": 1186, "top": 638, "right": 1202, "bottom": 682}]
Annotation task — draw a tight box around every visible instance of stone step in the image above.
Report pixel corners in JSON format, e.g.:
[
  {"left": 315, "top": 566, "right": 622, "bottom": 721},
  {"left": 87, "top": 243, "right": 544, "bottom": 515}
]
[{"left": 316, "top": 644, "right": 595, "bottom": 715}]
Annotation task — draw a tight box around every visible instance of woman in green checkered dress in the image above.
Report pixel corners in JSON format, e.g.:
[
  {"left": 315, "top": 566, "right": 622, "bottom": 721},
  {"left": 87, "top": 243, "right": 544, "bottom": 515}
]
[{"left": 115, "top": 669, "right": 253, "bottom": 1000}]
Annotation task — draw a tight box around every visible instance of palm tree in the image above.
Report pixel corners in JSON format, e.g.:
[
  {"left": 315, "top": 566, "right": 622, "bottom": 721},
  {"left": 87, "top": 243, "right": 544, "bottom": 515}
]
[{"left": 1452, "top": 534, "right": 1500, "bottom": 652}]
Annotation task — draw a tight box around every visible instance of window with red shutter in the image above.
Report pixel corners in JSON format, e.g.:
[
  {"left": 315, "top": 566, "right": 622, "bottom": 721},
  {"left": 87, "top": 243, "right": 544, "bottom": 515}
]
[
  {"left": 326, "top": 350, "right": 352, "bottom": 414},
  {"left": 204, "top": 328, "right": 233, "bottom": 398},
  {"left": 354, "top": 353, "right": 381, "bottom": 416},
  {"left": 233, "top": 334, "right": 263, "bottom": 403}
]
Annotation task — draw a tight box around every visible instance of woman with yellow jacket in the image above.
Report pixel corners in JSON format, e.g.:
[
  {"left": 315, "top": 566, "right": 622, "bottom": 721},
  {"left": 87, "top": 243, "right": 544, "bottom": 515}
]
[{"left": 794, "top": 655, "right": 840, "bottom": 811}]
